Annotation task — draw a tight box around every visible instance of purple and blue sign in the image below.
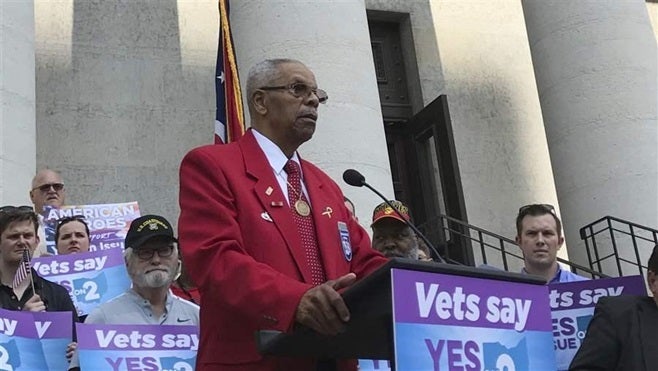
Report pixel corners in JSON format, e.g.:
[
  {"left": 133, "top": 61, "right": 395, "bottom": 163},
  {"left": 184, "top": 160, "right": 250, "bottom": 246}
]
[
  {"left": 0, "top": 309, "right": 73, "bottom": 370},
  {"left": 33, "top": 248, "right": 131, "bottom": 316},
  {"left": 77, "top": 323, "right": 198, "bottom": 371},
  {"left": 549, "top": 275, "right": 646, "bottom": 370},
  {"left": 42, "top": 202, "right": 141, "bottom": 254},
  {"left": 391, "top": 268, "right": 556, "bottom": 370}
]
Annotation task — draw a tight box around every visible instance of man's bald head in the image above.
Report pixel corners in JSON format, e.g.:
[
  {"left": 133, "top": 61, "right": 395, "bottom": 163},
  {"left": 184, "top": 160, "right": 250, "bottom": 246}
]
[{"left": 30, "top": 169, "right": 65, "bottom": 213}]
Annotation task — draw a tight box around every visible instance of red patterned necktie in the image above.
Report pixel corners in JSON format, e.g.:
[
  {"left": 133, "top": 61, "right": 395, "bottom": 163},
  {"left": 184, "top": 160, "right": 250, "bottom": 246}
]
[{"left": 284, "top": 160, "right": 326, "bottom": 285}]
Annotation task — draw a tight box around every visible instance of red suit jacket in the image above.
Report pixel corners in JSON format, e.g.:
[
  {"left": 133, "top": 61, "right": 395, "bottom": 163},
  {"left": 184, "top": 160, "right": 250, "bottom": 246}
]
[{"left": 178, "top": 130, "right": 387, "bottom": 370}]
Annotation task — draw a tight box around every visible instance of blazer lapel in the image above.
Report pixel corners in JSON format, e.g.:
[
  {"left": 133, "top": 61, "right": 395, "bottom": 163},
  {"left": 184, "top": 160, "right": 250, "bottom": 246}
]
[
  {"left": 637, "top": 297, "right": 658, "bottom": 370},
  {"left": 240, "top": 131, "right": 312, "bottom": 283}
]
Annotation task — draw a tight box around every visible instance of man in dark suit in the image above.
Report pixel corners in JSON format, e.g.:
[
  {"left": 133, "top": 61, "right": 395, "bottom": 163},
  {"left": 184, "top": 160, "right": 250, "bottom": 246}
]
[
  {"left": 569, "top": 244, "right": 658, "bottom": 370},
  {"left": 178, "top": 58, "right": 387, "bottom": 370}
]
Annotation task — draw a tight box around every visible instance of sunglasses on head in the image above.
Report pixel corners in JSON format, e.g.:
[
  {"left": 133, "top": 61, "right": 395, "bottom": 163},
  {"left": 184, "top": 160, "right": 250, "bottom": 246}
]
[
  {"left": 31, "top": 183, "right": 64, "bottom": 193},
  {"left": 56, "top": 215, "right": 86, "bottom": 226},
  {"left": 0, "top": 205, "right": 34, "bottom": 215},
  {"left": 518, "top": 203, "right": 555, "bottom": 214}
]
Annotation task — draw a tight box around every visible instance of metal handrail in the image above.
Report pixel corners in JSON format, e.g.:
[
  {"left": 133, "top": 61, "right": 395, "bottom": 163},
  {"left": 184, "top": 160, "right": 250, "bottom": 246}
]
[
  {"left": 579, "top": 215, "right": 657, "bottom": 277},
  {"left": 421, "top": 213, "right": 608, "bottom": 278}
]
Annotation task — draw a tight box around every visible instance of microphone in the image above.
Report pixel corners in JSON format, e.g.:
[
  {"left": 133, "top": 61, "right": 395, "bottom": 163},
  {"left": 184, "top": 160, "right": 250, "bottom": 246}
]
[
  {"left": 342, "top": 169, "right": 365, "bottom": 187},
  {"left": 342, "top": 169, "right": 446, "bottom": 264}
]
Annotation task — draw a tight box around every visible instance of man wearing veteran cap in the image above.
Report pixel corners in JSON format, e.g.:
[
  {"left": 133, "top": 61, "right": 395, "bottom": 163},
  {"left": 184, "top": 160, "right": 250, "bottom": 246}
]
[
  {"left": 81, "top": 214, "right": 199, "bottom": 325},
  {"left": 370, "top": 200, "right": 419, "bottom": 260},
  {"left": 68, "top": 214, "right": 199, "bottom": 370}
]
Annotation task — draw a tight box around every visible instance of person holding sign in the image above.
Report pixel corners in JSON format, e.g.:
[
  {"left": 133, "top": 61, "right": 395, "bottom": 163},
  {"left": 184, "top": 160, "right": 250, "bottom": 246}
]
[
  {"left": 569, "top": 245, "right": 658, "bottom": 370},
  {"left": 0, "top": 206, "right": 79, "bottom": 364},
  {"left": 82, "top": 214, "right": 199, "bottom": 325},
  {"left": 516, "top": 204, "right": 587, "bottom": 283},
  {"left": 0, "top": 206, "right": 78, "bottom": 314},
  {"left": 179, "top": 58, "right": 387, "bottom": 370},
  {"left": 55, "top": 216, "right": 91, "bottom": 255},
  {"left": 68, "top": 214, "right": 199, "bottom": 370}
]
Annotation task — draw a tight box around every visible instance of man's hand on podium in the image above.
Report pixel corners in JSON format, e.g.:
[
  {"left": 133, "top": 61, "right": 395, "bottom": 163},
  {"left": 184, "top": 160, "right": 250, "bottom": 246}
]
[{"left": 294, "top": 273, "right": 357, "bottom": 336}]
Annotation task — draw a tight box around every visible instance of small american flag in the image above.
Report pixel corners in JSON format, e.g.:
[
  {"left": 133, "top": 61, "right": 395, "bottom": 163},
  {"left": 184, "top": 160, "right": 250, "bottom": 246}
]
[{"left": 12, "top": 248, "right": 31, "bottom": 289}]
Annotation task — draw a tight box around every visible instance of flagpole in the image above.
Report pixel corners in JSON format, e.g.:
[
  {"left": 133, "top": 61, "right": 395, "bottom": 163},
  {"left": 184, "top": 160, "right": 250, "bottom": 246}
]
[{"left": 27, "top": 248, "right": 35, "bottom": 296}]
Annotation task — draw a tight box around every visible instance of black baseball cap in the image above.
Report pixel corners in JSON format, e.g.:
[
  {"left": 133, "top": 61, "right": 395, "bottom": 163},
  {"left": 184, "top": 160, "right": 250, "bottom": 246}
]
[{"left": 125, "top": 214, "right": 178, "bottom": 250}]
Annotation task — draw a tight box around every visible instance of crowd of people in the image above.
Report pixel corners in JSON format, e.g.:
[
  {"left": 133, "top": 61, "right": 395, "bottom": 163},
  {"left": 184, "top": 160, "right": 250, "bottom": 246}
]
[{"left": 0, "top": 58, "right": 654, "bottom": 371}]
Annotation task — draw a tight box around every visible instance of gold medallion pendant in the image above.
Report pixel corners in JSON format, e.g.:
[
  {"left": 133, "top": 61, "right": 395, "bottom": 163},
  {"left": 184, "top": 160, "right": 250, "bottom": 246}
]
[{"left": 294, "top": 200, "right": 311, "bottom": 217}]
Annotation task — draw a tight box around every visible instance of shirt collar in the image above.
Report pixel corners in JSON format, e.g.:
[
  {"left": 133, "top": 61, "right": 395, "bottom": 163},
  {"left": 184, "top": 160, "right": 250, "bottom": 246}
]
[
  {"left": 129, "top": 288, "right": 174, "bottom": 312},
  {"left": 252, "top": 128, "right": 302, "bottom": 177},
  {"left": 521, "top": 265, "right": 563, "bottom": 283},
  {"left": 549, "top": 265, "right": 563, "bottom": 284}
]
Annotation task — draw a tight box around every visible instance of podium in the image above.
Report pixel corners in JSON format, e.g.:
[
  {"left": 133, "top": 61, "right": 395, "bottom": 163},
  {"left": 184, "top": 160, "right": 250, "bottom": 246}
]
[{"left": 257, "top": 259, "right": 551, "bottom": 369}]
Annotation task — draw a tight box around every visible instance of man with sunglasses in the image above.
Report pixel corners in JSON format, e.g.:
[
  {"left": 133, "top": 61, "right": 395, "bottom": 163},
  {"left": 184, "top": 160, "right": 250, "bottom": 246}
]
[
  {"left": 179, "top": 59, "right": 387, "bottom": 371},
  {"left": 516, "top": 204, "right": 587, "bottom": 283},
  {"left": 29, "top": 169, "right": 66, "bottom": 256}
]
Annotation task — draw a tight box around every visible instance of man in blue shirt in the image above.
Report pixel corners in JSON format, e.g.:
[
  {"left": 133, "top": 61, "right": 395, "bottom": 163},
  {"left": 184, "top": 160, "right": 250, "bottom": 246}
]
[{"left": 516, "top": 204, "right": 587, "bottom": 284}]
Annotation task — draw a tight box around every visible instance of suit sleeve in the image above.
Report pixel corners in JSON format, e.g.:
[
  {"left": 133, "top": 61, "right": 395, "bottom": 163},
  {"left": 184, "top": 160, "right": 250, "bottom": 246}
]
[
  {"left": 178, "top": 148, "right": 312, "bottom": 332},
  {"left": 569, "top": 297, "right": 620, "bottom": 371}
]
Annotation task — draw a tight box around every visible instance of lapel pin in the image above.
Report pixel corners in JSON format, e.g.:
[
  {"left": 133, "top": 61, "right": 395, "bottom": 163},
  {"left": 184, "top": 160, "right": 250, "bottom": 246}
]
[
  {"left": 322, "top": 207, "right": 333, "bottom": 218},
  {"left": 265, "top": 187, "right": 273, "bottom": 196},
  {"left": 271, "top": 201, "right": 284, "bottom": 207},
  {"left": 261, "top": 212, "right": 273, "bottom": 222}
]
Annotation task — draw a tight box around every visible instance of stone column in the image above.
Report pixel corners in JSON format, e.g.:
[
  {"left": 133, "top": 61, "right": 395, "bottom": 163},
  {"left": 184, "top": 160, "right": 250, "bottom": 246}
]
[
  {"left": 523, "top": 0, "right": 658, "bottom": 266},
  {"left": 0, "top": 0, "right": 36, "bottom": 205},
  {"left": 230, "top": 0, "right": 394, "bottom": 224}
]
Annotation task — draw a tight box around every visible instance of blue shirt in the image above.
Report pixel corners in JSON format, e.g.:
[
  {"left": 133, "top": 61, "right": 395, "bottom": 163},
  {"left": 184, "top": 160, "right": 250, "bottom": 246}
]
[{"left": 522, "top": 265, "right": 589, "bottom": 284}]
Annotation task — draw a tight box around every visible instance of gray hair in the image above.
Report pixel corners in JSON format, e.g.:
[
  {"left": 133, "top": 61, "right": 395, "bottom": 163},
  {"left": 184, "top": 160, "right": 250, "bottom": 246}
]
[{"left": 246, "top": 58, "right": 304, "bottom": 112}]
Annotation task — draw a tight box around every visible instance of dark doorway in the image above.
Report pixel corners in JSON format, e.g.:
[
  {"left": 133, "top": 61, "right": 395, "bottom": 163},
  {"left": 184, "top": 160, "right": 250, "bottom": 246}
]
[
  {"left": 368, "top": 19, "right": 472, "bottom": 264},
  {"left": 404, "top": 96, "right": 472, "bottom": 264}
]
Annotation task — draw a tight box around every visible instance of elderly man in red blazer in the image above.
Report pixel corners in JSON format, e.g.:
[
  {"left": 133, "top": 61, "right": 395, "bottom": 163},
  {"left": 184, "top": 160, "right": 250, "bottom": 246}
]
[{"left": 178, "top": 58, "right": 387, "bottom": 371}]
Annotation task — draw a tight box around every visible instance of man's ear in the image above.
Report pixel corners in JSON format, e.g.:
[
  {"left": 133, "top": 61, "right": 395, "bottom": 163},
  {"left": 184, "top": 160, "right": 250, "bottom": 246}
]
[
  {"left": 648, "top": 271, "right": 658, "bottom": 296},
  {"left": 558, "top": 235, "right": 565, "bottom": 249},
  {"left": 174, "top": 260, "right": 182, "bottom": 281},
  {"left": 252, "top": 91, "right": 268, "bottom": 115},
  {"left": 515, "top": 235, "right": 521, "bottom": 245},
  {"left": 29, "top": 233, "right": 41, "bottom": 256}
]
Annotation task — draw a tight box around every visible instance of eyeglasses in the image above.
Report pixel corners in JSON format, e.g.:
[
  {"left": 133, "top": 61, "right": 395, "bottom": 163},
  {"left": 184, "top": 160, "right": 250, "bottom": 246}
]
[
  {"left": 56, "top": 215, "right": 87, "bottom": 226},
  {"left": 136, "top": 245, "right": 175, "bottom": 260},
  {"left": 0, "top": 205, "right": 34, "bottom": 214},
  {"left": 259, "top": 83, "right": 328, "bottom": 104},
  {"left": 518, "top": 204, "right": 555, "bottom": 215},
  {"left": 31, "top": 183, "right": 64, "bottom": 193}
]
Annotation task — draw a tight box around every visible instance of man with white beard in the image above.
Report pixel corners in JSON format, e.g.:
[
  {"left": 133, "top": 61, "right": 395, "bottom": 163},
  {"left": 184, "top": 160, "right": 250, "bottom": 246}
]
[
  {"left": 68, "top": 215, "right": 199, "bottom": 370},
  {"left": 84, "top": 214, "right": 199, "bottom": 324}
]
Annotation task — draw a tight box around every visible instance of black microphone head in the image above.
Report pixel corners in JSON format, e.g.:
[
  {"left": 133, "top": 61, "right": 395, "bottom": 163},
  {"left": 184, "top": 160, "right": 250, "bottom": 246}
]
[{"left": 343, "top": 169, "right": 366, "bottom": 187}]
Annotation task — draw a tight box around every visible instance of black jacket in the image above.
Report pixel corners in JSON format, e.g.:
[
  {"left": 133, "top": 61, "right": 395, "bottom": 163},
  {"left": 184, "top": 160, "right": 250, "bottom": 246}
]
[
  {"left": 570, "top": 295, "right": 658, "bottom": 371},
  {"left": 0, "top": 271, "right": 79, "bottom": 324}
]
